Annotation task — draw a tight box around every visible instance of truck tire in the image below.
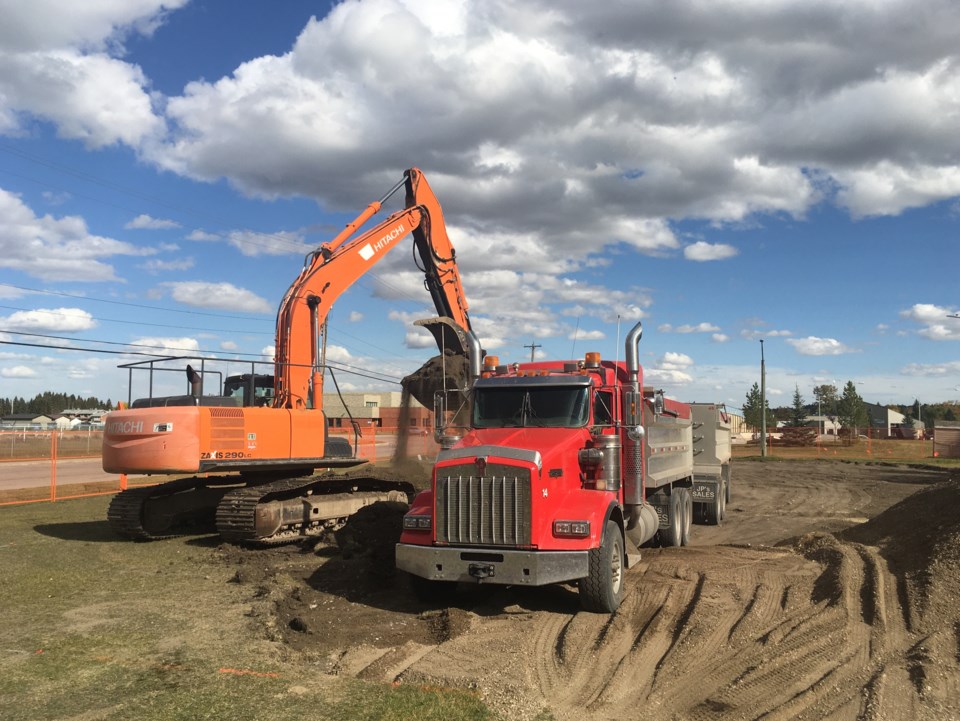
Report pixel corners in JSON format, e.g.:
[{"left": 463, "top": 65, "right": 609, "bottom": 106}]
[
  {"left": 408, "top": 573, "right": 456, "bottom": 606},
  {"left": 704, "top": 482, "right": 723, "bottom": 526},
  {"left": 662, "top": 490, "right": 684, "bottom": 547},
  {"left": 719, "top": 480, "right": 728, "bottom": 521},
  {"left": 680, "top": 488, "right": 693, "bottom": 545},
  {"left": 579, "top": 520, "right": 625, "bottom": 613}
]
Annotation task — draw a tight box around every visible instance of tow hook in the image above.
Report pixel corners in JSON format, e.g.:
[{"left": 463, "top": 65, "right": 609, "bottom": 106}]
[{"left": 468, "top": 563, "right": 495, "bottom": 579}]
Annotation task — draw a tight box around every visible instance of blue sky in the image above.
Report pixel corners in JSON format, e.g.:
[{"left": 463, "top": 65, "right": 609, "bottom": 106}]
[{"left": 0, "top": 0, "right": 959, "bottom": 411}]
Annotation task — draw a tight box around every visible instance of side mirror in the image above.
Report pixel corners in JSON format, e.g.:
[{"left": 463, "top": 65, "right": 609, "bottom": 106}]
[{"left": 654, "top": 390, "right": 665, "bottom": 417}]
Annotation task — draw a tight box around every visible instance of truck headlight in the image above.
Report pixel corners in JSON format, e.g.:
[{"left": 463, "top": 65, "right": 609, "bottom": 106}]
[
  {"left": 553, "top": 520, "right": 590, "bottom": 538},
  {"left": 402, "top": 514, "right": 432, "bottom": 531}
]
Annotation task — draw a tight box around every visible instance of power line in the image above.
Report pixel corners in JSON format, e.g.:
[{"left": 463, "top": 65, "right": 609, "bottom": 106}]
[
  {"left": 0, "top": 291, "right": 438, "bottom": 366},
  {"left": 0, "top": 283, "right": 270, "bottom": 321},
  {"left": 0, "top": 304, "right": 274, "bottom": 336},
  {"left": 0, "top": 336, "right": 404, "bottom": 385}
]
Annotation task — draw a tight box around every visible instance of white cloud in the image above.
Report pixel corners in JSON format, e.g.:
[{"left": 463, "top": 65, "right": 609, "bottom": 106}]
[
  {"left": 684, "top": 241, "right": 738, "bottom": 262},
  {"left": 126, "top": 214, "right": 181, "bottom": 230},
  {"left": 187, "top": 229, "right": 221, "bottom": 242},
  {"left": 348, "top": 311, "right": 364, "bottom": 322},
  {"left": 569, "top": 329, "right": 605, "bottom": 341},
  {"left": 786, "top": 336, "right": 857, "bottom": 356},
  {"left": 324, "top": 344, "right": 355, "bottom": 363},
  {"left": 661, "top": 321, "right": 721, "bottom": 334},
  {"left": 0, "top": 2, "right": 185, "bottom": 147},
  {"left": 1, "top": 365, "right": 37, "bottom": 378},
  {"left": 1, "top": 307, "right": 95, "bottom": 333},
  {"left": 1, "top": 0, "right": 958, "bottom": 231},
  {"left": 711, "top": 333, "right": 729, "bottom": 343},
  {"left": 660, "top": 351, "right": 694, "bottom": 369},
  {"left": 741, "top": 328, "right": 792, "bottom": 341},
  {"left": 138, "top": 257, "right": 194, "bottom": 273},
  {"left": 901, "top": 361, "right": 960, "bottom": 377},
  {"left": 220, "top": 341, "right": 238, "bottom": 351},
  {"left": 0, "top": 187, "right": 151, "bottom": 281},
  {"left": 900, "top": 303, "right": 960, "bottom": 341},
  {"left": 162, "top": 281, "right": 272, "bottom": 313},
  {"left": 130, "top": 337, "right": 200, "bottom": 356}
]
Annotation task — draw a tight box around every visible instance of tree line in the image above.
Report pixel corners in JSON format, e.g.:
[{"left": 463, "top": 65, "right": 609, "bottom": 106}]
[
  {"left": 1, "top": 392, "right": 113, "bottom": 417},
  {"left": 741, "top": 382, "right": 959, "bottom": 432}
]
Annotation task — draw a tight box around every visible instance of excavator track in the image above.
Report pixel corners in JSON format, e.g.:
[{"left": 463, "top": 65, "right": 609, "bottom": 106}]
[
  {"left": 216, "top": 476, "right": 415, "bottom": 545},
  {"left": 107, "top": 476, "right": 247, "bottom": 541}
]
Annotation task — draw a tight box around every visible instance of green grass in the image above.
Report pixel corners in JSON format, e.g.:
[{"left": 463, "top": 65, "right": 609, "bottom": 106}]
[
  {"left": 732, "top": 437, "right": 960, "bottom": 468},
  {"left": 0, "top": 496, "right": 495, "bottom": 721}
]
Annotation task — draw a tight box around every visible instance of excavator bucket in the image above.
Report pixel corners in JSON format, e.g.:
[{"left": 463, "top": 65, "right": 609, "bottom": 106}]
[{"left": 401, "top": 317, "right": 478, "bottom": 414}]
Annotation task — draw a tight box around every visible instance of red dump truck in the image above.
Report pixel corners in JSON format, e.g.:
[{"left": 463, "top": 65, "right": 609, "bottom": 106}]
[{"left": 396, "top": 322, "right": 732, "bottom": 613}]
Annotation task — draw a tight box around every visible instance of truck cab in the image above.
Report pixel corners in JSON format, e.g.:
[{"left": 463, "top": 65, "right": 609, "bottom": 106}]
[{"left": 397, "top": 338, "right": 660, "bottom": 612}]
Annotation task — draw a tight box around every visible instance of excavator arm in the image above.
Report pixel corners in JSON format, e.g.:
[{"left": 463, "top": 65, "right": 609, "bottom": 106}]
[{"left": 273, "top": 167, "right": 473, "bottom": 410}]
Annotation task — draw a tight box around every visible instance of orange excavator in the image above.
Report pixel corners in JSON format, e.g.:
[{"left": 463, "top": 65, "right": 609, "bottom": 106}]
[{"left": 103, "top": 168, "right": 481, "bottom": 543}]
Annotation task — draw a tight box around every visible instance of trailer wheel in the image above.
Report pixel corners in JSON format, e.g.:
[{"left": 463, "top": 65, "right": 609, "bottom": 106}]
[
  {"left": 408, "top": 573, "right": 456, "bottom": 606},
  {"left": 579, "top": 520, "right": 625, "bottom": 613},
  {"left": 719, "top": 480, "right": 728, "bottom": 521},
  {"left": 680, "top": 488, "right": 693, "bottom": 545},
  {"left": 662, "top": 490, "right": 684, "bottom": 547},
  {"left": 705, "top": 482, "right": 724, "bottom": 525}
]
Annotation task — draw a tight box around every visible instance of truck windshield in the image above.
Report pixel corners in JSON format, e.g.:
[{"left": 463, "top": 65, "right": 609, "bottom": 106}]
[{"left": 473, "top": 386, "right": 590, "bottom": 428}]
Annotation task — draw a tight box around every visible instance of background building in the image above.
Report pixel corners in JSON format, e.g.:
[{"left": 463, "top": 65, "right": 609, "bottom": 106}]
[{"left": 322, "top": 391, "right": 433, "bottom": 432}]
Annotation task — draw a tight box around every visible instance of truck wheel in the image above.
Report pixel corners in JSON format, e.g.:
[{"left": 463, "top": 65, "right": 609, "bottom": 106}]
[
  {"left": 680, "top": 488, "right": 693, "bottom": 545},
  {"left": 719, "top": 480, "right": 728, "bottom": 521},
  {"left": 408, "top": 573, "right": 456, "bottom": 606},
  {"left": 579, "top": 520, "right": 625, "bottom": 613},
  {"left": 724, "top": 465, "right": 732, "bottom": 504},
  {"left": 705, "top": 482, "right": 723, "bottom": 525},
  {"left": 662, "top": 490, "right": 684, "bottom": 547}
]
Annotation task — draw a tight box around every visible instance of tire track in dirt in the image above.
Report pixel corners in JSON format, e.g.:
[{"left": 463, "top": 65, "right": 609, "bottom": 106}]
[
  {"left": 265, "top": 462, "right": 957, "bottom": 720},
  {"left": 389, "top": 536, "right": 934, "bottom": 721}
]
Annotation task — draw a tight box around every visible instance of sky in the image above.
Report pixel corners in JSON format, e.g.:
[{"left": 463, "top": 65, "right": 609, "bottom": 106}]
[{"left": 0, "top": 0, "right": 959, "bottom": 412}]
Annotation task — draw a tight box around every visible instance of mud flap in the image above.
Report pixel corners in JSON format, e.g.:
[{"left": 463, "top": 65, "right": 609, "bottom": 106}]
[{"left": 624, "top": 533, "right": 642, "bottom": 569}]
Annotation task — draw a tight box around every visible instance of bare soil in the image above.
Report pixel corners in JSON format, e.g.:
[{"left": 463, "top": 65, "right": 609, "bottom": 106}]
[{"left": 217, "top": 460, "right": 960, "bottom": 720}]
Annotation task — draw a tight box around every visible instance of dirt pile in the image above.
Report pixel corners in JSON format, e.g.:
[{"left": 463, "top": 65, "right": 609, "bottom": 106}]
[
  {"left": 840, "top": 477, "right": 960, "bottom": 632},
  {"left": 400, "top": 350, "right": 471, "bottom": 422},
  {"left": 334, "top": 500, "right": 409, "bottom": 575}
]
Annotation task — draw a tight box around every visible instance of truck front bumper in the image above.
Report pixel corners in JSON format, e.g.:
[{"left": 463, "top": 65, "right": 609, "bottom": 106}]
[{"left": 396, "top": 543, "right": 589, "bottom": 586}]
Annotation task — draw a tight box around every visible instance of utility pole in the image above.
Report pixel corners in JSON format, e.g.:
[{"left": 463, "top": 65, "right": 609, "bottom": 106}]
[
  {"left": 760, "top": 339, "right": 767, "bottom": 458},
  {"left": 524, "top": 342, "right": 542, "bottom": 363}
]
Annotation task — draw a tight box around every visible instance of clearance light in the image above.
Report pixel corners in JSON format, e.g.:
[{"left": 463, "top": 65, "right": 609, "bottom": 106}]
[
  {"left": 402, "top": 514, "right": 432, "bottom": 531},
  {"left": 553, "top": 520, "right": 591, "bottom": 538}
]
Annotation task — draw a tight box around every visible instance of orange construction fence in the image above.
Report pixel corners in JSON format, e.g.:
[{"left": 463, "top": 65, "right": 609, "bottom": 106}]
[
  {"left": 732, "top": 426, "right": 937, "bottom": 463},
  {"left": 0, "top": 426, "right": 438, "bottom": 507}
]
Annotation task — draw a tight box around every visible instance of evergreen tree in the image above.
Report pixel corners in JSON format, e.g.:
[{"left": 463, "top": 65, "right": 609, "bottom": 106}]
[
  {"left": 813, "top": 384, "right": 839, "bottom": 419},
  {"left": 789, "top": 385, "right": 808, "bottom": 427},
  {"left": 837, "top": 381, "right": 868, "bottom": 436},
  {"left": 743, "top": 382, "right": 775, "bottom": 431}
]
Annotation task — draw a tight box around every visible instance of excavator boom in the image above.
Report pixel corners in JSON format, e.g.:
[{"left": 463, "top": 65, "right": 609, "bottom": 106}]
[
  {"left": 102, "top": 168, "right": 478, "bottom": 544},
  {"left": 273, "top": 168, "right": 472, "bottom": 410}
]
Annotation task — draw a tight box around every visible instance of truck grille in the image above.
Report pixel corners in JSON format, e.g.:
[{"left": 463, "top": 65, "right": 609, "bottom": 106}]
[{"left": 436, "top": 463, "right": 532, "bottom": 546}]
